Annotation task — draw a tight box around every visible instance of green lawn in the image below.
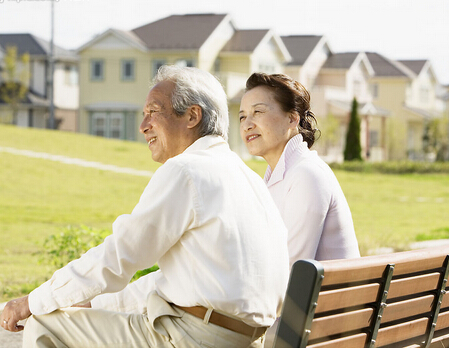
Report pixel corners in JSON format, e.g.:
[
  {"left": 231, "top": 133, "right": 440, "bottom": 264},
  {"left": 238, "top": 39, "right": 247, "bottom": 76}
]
[{"left": 1, "top": 124, "right": 449, "bottom": 302}]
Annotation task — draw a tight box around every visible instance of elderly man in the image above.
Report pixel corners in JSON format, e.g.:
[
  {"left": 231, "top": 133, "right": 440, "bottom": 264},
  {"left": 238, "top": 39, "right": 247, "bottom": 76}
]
[{"left": 1, "top": 66, "right": 289, "bottom": 348}]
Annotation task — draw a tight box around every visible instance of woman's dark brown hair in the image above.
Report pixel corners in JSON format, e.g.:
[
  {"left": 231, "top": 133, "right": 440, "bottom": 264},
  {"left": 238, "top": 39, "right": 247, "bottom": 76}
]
[{"left": 245, "top": 72, "right": 319, "bottom": 148}]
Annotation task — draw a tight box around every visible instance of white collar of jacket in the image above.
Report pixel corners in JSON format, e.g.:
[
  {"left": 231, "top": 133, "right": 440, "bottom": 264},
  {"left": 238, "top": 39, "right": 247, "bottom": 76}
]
[
  {"left": 264, "top": 134, "right": 309, "bottom": 187},
  {"left": 182, "top": 135, "right": 228, "bottom": 154}
]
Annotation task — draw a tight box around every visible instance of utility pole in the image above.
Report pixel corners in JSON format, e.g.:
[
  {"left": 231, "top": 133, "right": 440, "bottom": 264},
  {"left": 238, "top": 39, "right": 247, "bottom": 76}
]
[{"left": 48, "top": 0, "right": 55, "bottom": 129}]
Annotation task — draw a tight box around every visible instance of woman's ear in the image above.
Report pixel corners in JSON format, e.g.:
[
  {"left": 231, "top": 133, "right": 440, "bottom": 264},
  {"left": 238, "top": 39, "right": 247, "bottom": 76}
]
[
  {"left": 187, "top": 105, "right": 203, "bottom": 129},
  {"left": 289, "top": 111, "right": 300, "bottom": 129}
]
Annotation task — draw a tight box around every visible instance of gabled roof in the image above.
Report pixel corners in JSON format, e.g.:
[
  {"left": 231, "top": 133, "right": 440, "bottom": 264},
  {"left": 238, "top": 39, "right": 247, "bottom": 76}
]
[
  {"left": 77, "top": 28, "right": 148, "bottom": 53},
  {"left": 0, "top": 33, "right": 77, "bottom": 60},
  {"left": 322, "top": 52, "right": 359, "bottom": 69},
  {"left": 365, "top": 52, "right": 414, "bottom": 78},
  {"left": 398, "top": 60, "right": 428, "bottom": 75},
  {"left": 281, "top": 35, "right": 324, "bottom": 66},
  {"left": 132, "top": 14, "right": 228, "bottom": 50},
  {"left": 221, "top": 29, "right": 269, "bottom": 52}
]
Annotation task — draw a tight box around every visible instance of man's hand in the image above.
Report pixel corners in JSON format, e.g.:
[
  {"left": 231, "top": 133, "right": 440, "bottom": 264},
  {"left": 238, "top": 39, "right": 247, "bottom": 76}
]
[{"left": 0, "top": 296, "right": 31, "bottom": 332}]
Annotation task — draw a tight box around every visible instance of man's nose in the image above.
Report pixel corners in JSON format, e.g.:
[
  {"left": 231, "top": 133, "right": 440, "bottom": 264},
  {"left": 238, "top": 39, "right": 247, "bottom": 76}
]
[{"left": 139, "top": 117, "right": 151, "bottom": 134}]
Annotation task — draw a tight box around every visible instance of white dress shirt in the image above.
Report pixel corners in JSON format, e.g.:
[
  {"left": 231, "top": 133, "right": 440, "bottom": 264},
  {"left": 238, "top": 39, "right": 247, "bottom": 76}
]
[
  {"left": 29, "top": 136, "right": 289, "bottom": 327},
  {"left": 265, "top": 134, "right": 360, "bottom": 269}
]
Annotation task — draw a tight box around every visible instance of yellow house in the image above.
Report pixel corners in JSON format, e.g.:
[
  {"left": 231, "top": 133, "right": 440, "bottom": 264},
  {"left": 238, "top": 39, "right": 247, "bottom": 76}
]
[
  {"left": 77, "top": 14, "right": 234, "bottom": 143},
  {"left": 77, "top": 14, "right": 291, "bottom": 156}
]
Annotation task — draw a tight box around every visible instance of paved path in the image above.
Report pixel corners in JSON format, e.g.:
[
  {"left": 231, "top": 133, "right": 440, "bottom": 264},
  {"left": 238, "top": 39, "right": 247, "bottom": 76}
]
[{"left": 0, "top": 146, "right": 153, "bottom": 178}]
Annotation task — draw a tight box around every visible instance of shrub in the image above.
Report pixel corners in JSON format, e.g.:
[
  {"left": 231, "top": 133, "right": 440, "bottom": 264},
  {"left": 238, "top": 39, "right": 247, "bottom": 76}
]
[
  {"left": 329, "top": 161, "right": 449, "bottom": 174},
  {"left": 40, "top": 225, "right": 158, "bottom": 280}
]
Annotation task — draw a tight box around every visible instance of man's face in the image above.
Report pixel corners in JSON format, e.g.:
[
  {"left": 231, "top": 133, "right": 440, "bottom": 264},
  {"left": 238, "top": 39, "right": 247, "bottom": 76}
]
[{"left": 140, "top": 81, "right": 190, "bottom": 164}]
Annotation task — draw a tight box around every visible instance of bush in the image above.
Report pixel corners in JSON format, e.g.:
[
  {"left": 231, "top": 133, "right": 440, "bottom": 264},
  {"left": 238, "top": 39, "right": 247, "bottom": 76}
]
[
  {"left": 329, "top": 161, "right": 449, "bottom": 174},
  {"left": 40, "top": 225, "right": 158, "bottom": 280}
]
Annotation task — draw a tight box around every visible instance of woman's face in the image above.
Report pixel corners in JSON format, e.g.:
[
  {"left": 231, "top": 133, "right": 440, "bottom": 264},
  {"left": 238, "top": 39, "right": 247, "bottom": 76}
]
[{"left": 239, "top": 86, "right": 298, "bottom": 168}]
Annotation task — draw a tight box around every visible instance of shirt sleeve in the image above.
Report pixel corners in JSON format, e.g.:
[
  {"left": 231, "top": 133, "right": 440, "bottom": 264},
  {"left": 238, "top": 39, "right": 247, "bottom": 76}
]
[
  {"left": 283, "top": 165, "right": 331, "bottom": 268},
  {"left": 29, "top": 160, "right": 197, "bottom": 315},
  {"left": 90, "top": 270, "right": 161, "bottom": 314}
]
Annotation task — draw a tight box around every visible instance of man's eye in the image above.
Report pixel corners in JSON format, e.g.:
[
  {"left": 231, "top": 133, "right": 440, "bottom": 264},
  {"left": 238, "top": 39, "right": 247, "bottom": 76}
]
[{"left": 239, "top": 115, "right": 246, "bottom": 122}]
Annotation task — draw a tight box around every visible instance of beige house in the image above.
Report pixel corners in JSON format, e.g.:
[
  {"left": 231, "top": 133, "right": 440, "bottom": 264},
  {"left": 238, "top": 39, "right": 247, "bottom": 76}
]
[
  {"left": 77, "top": 14, "right": 290, "bottom": 155},
  {"left": 75, "top": 13, "right": 446, "bottom": 162},
  {"left": 0, "top": 34, "right": 79, "bottom": 131}
]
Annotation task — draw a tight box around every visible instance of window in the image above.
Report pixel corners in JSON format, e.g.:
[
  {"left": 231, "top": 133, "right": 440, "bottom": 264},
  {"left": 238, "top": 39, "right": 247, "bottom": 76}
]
[
  {"left": 420, "top": 87, "right": 429, "bottom": 104},
  {"left": 175, "top": 59, "right": 195, "bottom": 68},
  {"left": 92, "top": 112, "right": 107, "bottom": 137},
  {"left": 90, "top": 59, "right": 104, "bottom": 81},
  {"left": 369, "top": 130, "right": 379, "bottom": 147},
  {"left": 353, "top": 80, "right": 362, "bottom": 98},
  {"left": 90, "top": 111, "right": 136, "bottom": 140},
  {"left": 64, "top": 65, "right": 78, "bottom": 85},
  {"left": 121, "top": 59, "right": 135, "bottom": 81},
  {"left": 109, "top": 112, "right": 123, "bottom": 139},
  {"left": 152, "top": 60, "right": 166, "bottom": 78},
  {"left": 371, "top": 83, "right": 378, "bottom": 98}
]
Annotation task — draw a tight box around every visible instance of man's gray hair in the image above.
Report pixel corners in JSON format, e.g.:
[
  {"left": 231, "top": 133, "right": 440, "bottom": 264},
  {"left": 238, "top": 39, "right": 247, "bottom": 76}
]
[{"left": 153, "top": 65, "right": 229, "bottom": 140}]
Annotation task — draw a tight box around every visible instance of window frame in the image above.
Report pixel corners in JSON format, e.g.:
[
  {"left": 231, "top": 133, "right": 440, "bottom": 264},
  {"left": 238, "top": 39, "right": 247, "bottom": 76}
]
[
  {"left": 90, "top": 59, "right": 104, "bottom": 81},
  {"left": 121, "top": 59, "right": 135, "bottom": 81}
]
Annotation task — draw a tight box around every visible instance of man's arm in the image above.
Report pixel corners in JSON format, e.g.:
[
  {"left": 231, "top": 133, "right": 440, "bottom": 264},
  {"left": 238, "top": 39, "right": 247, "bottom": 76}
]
[
  {"left": 0, "top": 296, "right": 31, "bottom": 332},
  {"left": 27, "top": 160, "right": 195, "bottom": 317}
]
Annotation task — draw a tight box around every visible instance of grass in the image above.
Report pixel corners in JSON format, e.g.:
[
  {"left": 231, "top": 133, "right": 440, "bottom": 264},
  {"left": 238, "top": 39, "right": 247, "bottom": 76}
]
[{"left": 1, "top": 124, "right": 449, "bottom": 301}]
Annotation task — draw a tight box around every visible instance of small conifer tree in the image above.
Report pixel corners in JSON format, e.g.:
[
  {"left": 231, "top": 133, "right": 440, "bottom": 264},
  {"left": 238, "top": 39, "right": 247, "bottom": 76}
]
[{"left": 344, "top": 97, "right": 363, "bottom": 161}]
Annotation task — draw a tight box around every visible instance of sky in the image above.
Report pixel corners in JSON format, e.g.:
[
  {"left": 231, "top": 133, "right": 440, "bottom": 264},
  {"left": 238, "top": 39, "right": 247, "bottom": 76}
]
[{"left": 0, "top": 0, "right": 448, "bottom": 85}]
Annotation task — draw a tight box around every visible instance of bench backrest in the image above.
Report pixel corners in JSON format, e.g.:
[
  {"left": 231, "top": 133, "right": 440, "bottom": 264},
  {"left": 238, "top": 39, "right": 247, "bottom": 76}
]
[{"left": 273, "top": 246, "right": 449, "bottom": 348}]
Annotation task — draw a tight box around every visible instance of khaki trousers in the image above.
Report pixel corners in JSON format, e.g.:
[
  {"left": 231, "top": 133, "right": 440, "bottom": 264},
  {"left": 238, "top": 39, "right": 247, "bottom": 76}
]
[{"left": 22, "top": 292, "right": 265, "bottom": 348}]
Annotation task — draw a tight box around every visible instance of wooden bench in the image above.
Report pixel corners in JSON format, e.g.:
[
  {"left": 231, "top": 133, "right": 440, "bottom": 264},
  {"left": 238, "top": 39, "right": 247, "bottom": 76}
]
[{"left": 273, "top": 245, "right": 449, "bottom": 348}]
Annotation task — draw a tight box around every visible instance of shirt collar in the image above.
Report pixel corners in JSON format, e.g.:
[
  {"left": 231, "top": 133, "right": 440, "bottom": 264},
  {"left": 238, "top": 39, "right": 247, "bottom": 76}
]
[
  {"left": 264, "top": 134, "right": 309, "bottom": 186},
  {"left": 183, "top": 135, "right": 227, "bottom": 154}
]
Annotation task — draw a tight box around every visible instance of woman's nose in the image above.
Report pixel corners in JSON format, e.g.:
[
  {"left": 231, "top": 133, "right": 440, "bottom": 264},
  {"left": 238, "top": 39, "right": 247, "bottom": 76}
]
[{"left": 242, "top": 118, "right": 254, "bottom": 132}]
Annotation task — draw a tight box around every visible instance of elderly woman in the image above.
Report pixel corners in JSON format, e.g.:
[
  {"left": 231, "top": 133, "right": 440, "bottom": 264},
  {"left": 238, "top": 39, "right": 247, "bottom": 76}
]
[{"left": 239, "top": 72, "right": 360, "bottom": 269}]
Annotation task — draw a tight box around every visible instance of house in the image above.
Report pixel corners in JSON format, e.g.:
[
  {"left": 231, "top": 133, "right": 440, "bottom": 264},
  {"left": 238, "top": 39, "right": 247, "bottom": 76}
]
[
  {"left": 77, "top": 13, "right": 291, "bottom": 155},
  {"left": 76, "top": 13, "right": 446, "bottom": 162},
  {"left": 281, "top": 35, "right": 331, "bottom": 90},
  {"left": 77, "top": 14, "right": 234, "bottom": 142},
  {"left": 0, "top": 33, "right": 79, "bottom": 131}
]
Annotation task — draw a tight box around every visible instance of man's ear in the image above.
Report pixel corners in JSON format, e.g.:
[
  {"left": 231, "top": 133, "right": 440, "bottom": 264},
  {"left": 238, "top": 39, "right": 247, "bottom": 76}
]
[{"left": 187, "top": 105, "right": 202, "bottom": 129}]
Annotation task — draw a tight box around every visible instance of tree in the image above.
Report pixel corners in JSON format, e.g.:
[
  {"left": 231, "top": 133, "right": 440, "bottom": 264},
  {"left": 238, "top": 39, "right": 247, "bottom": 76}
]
[
  {"left": 344, "top": 97, "right": 363, "bottom": 161},
  {"left": 0, "top": 46, "right": 30, "bottom": 124},
  {"left": 423, "top": 116, "right": 449, "bottom": 162}
]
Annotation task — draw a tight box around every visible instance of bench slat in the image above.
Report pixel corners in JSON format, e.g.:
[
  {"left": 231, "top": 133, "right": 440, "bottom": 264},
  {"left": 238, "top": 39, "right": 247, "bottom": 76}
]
[
  {"left": 382, "top": 295, "right": 434, "bottom": 323},
  {"left": 315, "top": 283, "right": 379, "bottom": 313},
  {"left": 388, "top": 272, "right": 441, "bottom": 299},
  {"left": 309, "top": 308, "right": 372, "bottom": 340},
  {"left": 375, "top": 317, "right": 429, "bottom": 347},
  {"left": 307, "top": 333, "right": 367, "bottom": 348},
  {"left": 436, "top": 310, "right": 449, "bottom": 331},
  {"left": 320, "top": 248, "right": 449, "bottom": 286}
]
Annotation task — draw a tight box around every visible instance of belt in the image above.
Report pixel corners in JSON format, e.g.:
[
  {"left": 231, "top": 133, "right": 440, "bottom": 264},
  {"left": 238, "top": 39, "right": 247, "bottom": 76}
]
[{"left": 175, "top": 305, "right": 267, "bottom": 338}]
